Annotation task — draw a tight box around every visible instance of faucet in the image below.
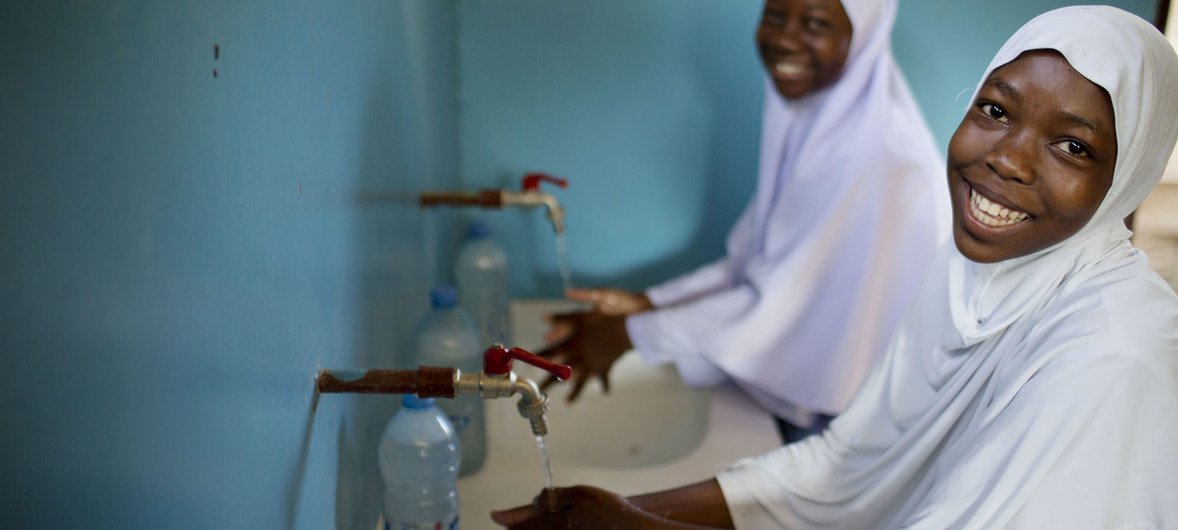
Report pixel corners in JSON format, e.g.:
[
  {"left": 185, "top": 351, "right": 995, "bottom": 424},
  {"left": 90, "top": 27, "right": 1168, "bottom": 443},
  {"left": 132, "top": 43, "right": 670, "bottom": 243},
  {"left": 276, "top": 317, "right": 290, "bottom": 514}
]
[
  {"left": 316, "top": 345, "right": 571, "bottom": 436},
  {"left": 418, "top": 173, "right": 569, "bottom": 235}
]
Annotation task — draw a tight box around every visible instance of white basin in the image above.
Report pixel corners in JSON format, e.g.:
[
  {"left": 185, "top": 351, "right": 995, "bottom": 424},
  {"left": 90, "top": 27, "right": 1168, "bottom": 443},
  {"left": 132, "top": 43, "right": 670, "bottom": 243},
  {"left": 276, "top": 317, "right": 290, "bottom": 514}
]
[
  {"left": 493, "top": 299, "right": 711, "bottom": 469},
  {"left": 502, "top": 354, "right": 710, "bottom": 469},
  {"left": 446, "top": 299, "right": 782, "bottom": 529}
]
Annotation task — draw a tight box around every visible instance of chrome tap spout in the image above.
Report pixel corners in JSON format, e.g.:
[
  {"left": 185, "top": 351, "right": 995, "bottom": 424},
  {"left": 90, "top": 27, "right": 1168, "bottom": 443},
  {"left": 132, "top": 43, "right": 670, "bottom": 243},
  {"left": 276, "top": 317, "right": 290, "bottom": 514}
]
[
  {"left": 501, "top": 190, "right": 566, "bottom": 235},
  {"left": 454, "top": 369, "right": 550, "bottom": 436}
]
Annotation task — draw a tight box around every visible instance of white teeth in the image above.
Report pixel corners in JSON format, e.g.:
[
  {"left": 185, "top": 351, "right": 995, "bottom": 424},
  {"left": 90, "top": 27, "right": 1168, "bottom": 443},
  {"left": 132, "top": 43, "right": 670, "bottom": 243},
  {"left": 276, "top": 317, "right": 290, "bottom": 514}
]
[
  {"left": 969, "top": 188, "right": 1029, "bottom": 227},
  {"left": 775, "top": 62, "right": 806, "bottom": 76}
]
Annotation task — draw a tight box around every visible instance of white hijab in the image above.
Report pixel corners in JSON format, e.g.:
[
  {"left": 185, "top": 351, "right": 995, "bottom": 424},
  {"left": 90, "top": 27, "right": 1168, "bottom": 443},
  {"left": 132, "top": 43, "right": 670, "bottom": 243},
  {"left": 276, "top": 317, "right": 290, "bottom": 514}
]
[
  {"left": 718, "top": 6, "right": 1178, "bottom": 528},
  {"left": 629, "top": 0, "right": 950, "bottom": 419}
]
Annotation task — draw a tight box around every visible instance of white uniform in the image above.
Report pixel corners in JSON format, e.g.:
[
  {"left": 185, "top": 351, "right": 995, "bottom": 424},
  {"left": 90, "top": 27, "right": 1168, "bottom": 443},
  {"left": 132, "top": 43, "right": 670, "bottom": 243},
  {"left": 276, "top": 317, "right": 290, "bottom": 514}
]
[
  {"left": 717, "top": 6, "right": 1178, "bottom": 528},
  {"left": 626, "top": 0, "right": 950, "bottom": 425}
]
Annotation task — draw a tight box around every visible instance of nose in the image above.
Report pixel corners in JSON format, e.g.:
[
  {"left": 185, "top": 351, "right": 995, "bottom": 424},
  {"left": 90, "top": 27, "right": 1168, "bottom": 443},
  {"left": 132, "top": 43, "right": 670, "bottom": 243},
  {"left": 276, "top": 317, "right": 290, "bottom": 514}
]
[
  {"left": 758, "top": 21, "right": 805, "bottom": 55},
  {"left": 985, "top": 130, "right": 1037, "bottom": 185}
]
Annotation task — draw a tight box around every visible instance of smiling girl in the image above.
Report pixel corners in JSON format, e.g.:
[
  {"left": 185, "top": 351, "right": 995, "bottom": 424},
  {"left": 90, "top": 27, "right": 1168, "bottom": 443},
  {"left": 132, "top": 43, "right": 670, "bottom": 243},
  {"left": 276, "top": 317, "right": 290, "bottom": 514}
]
[
  {"left": 542, "top": 0, "right": 950, "bottom": 446},
  {"left": 493, "top": 6, "right": 1178, "bottom": 529}
]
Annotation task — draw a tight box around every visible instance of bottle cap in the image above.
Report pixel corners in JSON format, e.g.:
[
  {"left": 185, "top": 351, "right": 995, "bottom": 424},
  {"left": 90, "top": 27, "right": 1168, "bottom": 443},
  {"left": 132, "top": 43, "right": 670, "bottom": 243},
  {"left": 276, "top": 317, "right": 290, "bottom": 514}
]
[
  {"left": 466, "top": 220, "right": 491, "bottom": 240},
  {"left": 429, "top": 286, "right": 458, "bottom": 309},
  {"left": 402, "top": 394, "right": 435, "bottom": 409}
]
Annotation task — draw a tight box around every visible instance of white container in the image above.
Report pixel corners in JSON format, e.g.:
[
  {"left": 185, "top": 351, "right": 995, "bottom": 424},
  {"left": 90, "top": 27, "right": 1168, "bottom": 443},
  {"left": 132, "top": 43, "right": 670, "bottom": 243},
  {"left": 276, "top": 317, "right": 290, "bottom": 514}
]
[
  {"left": 455, "top": 221, "right": 510, "bottom": 348},
  {"left": 416, "top": 286, "right": 486, "bottom": 476},
  {"left": 378, "top": 394, "right": 459, "bottom": 529}
]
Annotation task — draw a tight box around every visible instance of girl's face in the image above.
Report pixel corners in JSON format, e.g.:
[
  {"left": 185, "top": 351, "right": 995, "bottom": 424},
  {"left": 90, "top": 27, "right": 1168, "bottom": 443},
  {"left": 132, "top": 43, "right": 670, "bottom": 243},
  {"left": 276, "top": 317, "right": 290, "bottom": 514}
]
[
  {"left": 756, "top": 0, "right": 852, "bottom": 100},
  {"left": 947, "top": 50, "right": 1117, "bottom": 263}
]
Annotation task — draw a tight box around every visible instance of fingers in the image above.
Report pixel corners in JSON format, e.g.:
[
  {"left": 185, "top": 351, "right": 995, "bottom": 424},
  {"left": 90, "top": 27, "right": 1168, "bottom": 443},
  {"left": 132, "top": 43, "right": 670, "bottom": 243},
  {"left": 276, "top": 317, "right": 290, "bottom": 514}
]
[
  {"left": 490, "top": 488, "right": 572, "bottom": 528},
  {"left": 542, "top": 320, "right": 573, "bottom": 344},
  {"left": 534, "top": 487, "right": 564, "bottom": 514},
  {"left": 539, "top": 373, "right": 558, "bottom": 392},
  {"left": 489, "top": 504, "right": 539, "bottom": 527},
  {"left": 566, "top": 372, "right": 590, "bottom": 403},
  {"left": 565, "top": 288, "right": 598, "bottom": 303},
  {"left": 534, "top": 339, "right": 568, "bottom": 361}
]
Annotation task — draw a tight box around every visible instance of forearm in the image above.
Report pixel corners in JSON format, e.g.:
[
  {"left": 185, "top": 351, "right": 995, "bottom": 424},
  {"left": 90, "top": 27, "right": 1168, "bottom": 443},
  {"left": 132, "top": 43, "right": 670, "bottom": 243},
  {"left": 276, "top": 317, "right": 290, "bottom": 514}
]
[{"left": 628, "top": 479, "right": 734, "bottom": 529}]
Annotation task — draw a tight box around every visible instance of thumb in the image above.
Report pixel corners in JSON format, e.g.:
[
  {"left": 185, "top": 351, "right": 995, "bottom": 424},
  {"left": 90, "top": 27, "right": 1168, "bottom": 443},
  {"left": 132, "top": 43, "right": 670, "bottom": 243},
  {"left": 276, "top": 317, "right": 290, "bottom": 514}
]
[
  {"left": 565, "top": 288, "right": 598, "bottom": 303},
  {"left": 490, "top": 505, "right": 539, "bottom": 527}
]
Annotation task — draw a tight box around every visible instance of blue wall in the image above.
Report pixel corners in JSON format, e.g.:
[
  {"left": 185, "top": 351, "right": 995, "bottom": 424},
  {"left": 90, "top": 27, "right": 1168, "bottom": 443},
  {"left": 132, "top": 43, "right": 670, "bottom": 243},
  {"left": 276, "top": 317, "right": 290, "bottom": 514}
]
[
  {"left": 453, "top": 0, "right": 1159, "bottom": 298},
  {"left": 0, "top": 1, "right": 457, "bottom": 528},
  {"left": 0, "top": 0, "right": 1161, "bottom": 528},
  {"left": 455, "top": 0, "right": 764, "bottom": 296}
]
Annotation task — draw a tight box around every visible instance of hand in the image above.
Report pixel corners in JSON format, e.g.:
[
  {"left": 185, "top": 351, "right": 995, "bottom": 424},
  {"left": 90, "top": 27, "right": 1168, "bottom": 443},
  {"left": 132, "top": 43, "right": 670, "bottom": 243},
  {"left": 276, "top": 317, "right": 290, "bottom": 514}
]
[
  {"left": 491, "top": 481, "right": 734, "bottom": 529},
  {"left": 537, "top": 311, "right": 632, "bottom": 402},
  {"left": 566, "top": 287, "right": 653, "bottom": 316},
  {"left": 490, "top": 486, "right": 665, "bottom": 529},
  {"left": 543, "top": 287, "right": 651, "bottom": 345}
]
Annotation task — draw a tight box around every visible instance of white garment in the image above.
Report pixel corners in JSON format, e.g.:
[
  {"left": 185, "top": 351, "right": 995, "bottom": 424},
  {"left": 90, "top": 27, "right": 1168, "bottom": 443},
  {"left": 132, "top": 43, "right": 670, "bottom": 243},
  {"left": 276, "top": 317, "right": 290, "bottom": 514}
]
[
  {"left": 717, "top": 6, "right": 1178, "bottom": 529},
  {"left": 625, "top": 0, "right": 950, "bottom": 422}
]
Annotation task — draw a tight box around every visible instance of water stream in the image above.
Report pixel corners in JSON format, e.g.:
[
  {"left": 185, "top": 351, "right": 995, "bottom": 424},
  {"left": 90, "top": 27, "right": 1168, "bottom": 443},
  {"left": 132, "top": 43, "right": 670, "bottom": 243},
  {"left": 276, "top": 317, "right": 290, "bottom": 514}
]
[
  {"left": 535, "top": 434, "right": 554, "bottom": 492},
  {"left": 554, "top": 233, "right": 574, "bottom": 295}
]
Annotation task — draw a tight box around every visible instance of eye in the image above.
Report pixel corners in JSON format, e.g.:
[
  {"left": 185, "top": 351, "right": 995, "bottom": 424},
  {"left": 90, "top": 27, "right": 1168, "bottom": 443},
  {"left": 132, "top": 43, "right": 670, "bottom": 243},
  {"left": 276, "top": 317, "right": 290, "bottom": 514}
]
[
  {"left": 804, "top": 17, "right": 831, "bottom": 31},
  {"left": 978, "top": 102, "right": 1009, "bottom": 123},
  {"left": 1053, "top": 139, "right": 1092, "bottom": 158}
]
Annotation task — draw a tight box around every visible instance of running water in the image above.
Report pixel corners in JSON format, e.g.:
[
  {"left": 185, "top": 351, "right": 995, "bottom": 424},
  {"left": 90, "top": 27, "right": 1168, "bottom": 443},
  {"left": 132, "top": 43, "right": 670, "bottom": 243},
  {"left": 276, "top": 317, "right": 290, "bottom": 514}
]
[
  {"left": 554, "top": 233, "right": 574, "bottom": 295},
  {"left": 535, "top": 435, "right": 554, "bottom": 492}
]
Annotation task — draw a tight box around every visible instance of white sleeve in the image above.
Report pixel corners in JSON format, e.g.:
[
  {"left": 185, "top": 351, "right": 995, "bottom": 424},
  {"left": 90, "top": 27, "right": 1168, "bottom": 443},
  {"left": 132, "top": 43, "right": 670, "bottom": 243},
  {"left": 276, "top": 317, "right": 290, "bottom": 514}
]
[
  {"left": 644, "top": 258, "right": 737, "bottom": 308},
  {"left": 626, "top": 283, "right": 757, "bottom": 386}
]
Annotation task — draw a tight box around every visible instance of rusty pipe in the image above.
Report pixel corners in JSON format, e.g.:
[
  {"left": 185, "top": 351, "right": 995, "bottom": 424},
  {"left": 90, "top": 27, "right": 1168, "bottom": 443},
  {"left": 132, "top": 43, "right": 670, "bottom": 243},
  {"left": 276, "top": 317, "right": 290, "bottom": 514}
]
[
  {"left": 418, "top": 190, "right": 504, "bottom": 208},
  {"left": 418, "top": 189, "right": 565, "bottom": 235},
  {"left": 315, "top": 366, "right": 457, "bottom": 398}
]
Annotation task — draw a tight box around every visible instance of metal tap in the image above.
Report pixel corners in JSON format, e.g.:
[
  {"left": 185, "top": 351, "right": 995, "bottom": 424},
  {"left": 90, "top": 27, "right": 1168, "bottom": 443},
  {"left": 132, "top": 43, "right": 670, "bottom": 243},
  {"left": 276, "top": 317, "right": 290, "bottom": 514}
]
[
  {"left": 316, "top": 345, "right": 571, "bottom": 437},
  {"left": 455, "top": 345, "right": 571, "bottom": 436},
  {"left": 418, "top": 172, "right": 569, "bottom": 235}
]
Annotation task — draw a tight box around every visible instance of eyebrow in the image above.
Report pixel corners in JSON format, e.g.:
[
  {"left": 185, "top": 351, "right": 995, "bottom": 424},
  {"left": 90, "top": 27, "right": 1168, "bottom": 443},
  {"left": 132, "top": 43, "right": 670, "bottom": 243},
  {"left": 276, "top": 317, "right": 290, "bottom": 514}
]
[
  {"left": 1061, "top": 112, "right": 1111, "bottom": 139},
  {"left": 987, "top": 78, "right": 1112, "bottom": 139},
  {"left": 991, "top": 81, "right": 1023, "bottom": 105}
]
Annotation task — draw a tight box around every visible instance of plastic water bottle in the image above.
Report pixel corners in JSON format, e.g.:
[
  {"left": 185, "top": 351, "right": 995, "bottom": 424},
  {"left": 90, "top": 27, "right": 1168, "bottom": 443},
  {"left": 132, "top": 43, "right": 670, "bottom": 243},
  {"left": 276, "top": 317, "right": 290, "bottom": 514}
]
[
  {"left": 378, "top": 394, "right": 459, "bottom": 530},
  {"left": 455, "top": 221, "right": 510, "bottom": 348},
  {"left": 416, "top": 286, "right": 486, "bottom": 476}
]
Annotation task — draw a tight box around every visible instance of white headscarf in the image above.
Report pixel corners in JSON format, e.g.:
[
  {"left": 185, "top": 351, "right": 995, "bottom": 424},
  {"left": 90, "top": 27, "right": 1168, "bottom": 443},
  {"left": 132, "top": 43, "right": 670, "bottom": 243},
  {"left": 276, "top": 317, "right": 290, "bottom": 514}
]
[
  {"left": 949, "top": 4, "right": 1178, "bottom": 349},
  {"left": 627, "top": 0, "right": 950, "bottom": 421},
  {"left": 718, "top": 6, "right": 1178, "bottom": 528}
]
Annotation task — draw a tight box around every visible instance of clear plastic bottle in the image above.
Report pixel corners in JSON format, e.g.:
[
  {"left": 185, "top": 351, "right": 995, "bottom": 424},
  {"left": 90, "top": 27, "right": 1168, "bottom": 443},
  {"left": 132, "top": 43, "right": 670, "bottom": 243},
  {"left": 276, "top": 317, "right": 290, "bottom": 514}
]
[
  {"left": 416, "top": 286, "right": 486, "bottom": 476},
  {"left": 378, "top": 394, "right": 460, "bottom": 530},
  {"left": 455, "top": 221, "right": 510, "bottom": 348}
]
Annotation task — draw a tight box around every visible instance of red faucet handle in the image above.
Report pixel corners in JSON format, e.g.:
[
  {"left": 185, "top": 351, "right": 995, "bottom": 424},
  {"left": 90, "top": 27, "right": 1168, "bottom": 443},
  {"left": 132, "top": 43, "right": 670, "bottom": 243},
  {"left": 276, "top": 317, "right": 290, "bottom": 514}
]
[
  {"left": 483, "top": 345, "right": 573, "bottom": 381},
  {"left": 521, "top": 172, "right": 568, "bottom": 192}
]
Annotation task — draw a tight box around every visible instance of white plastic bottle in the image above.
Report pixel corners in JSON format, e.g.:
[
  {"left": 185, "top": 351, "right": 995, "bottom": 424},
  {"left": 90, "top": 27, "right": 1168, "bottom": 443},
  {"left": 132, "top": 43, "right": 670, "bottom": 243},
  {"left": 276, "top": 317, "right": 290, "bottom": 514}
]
[
  {"left": 416, "top": 286, "right": 486, "bottom": 476},
  {"left": 378, "top": 394, "right": 459, "bottom": 530},
  {"left": 455, "top": 221, "right": 510, "bottom": 348}
]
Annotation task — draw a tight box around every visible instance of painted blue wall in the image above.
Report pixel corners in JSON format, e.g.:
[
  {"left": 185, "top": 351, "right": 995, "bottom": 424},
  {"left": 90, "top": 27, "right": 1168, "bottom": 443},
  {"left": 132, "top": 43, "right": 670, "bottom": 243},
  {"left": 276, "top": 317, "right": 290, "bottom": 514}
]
[
  {"left": 455, "top": 0, "right": 763, "bottom": 296},
  {"left": 0, "top": 0, "right": 1162, "bottom": 528},
  {"left": 454, "top": 0, "right": 1159, "bottom": 298},
  {"left": 0, "top": 1, "right": 457, "bottom": 528}
]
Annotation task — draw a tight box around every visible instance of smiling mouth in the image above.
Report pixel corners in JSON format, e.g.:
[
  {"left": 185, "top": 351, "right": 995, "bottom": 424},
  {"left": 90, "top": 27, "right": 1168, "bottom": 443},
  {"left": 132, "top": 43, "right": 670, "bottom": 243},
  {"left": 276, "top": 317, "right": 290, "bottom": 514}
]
[
  {"left": 773, "top": 60, "right": 811, "bottom": 80},
  {"left": 969, "top": 187, "right": 1030, "bottom": 227}
]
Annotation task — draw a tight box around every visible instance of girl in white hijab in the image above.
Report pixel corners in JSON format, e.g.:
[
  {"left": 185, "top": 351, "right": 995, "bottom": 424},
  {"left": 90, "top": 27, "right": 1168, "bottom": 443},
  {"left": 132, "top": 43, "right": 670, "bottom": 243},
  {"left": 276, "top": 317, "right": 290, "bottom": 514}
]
[
  {"left": 541, "top": 0, "right": 950, "bottom": 441},
  {"left": 495, "top": 5, "right": 1178, "bottom": 528}
]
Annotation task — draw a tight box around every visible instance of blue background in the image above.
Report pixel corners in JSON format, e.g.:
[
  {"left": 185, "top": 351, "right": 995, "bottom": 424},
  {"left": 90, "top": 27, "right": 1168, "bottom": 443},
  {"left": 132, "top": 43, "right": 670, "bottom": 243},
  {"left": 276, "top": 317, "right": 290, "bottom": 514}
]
[{"left": 0, "top": 0, "right": 1159, "bottom": 528}]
